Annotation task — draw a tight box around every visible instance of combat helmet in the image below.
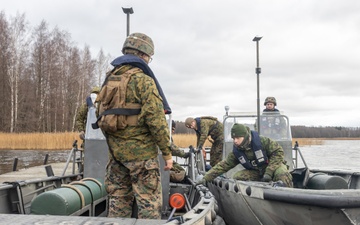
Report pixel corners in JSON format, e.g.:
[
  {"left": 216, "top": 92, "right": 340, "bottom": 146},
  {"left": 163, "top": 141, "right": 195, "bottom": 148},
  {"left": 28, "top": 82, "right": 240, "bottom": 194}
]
[
  {"left": 264, "top": 97, "right": 277, "bottom": 106},
  {"left": 122, "top": 33, "right": 154, "bottom": 56},
  {"left": 91, "top": 86, "right": 100, "bottom": 94}
]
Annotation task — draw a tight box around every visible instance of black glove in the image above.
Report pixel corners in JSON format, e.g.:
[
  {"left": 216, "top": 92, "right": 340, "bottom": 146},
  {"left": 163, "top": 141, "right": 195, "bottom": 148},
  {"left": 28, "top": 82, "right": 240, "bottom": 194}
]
[
  {"left": 261, "top": 174, "right": 272, "bottom": 182},
  {"left": 183, "top": 152, "right": 190, "bottom": 159}
]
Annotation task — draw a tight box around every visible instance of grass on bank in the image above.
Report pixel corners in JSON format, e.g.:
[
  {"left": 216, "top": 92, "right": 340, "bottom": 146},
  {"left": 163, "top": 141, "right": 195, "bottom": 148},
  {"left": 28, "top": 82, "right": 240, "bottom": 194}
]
[{"left": 0, "top": 132, "right": 352, "bottom": 150}]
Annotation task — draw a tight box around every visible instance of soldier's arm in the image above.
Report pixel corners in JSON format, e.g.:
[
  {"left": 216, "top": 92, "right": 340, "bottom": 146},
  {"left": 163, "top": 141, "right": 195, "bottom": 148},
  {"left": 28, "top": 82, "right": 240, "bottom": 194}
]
[
  {"left": 204, "top": 153, "right": 238, "bottom": 181},
  {"left": 75, "top": 103, "right": 87, "bottom": 132},
  {"left": 197, "top": 120, "right": 210, "bottom": 148},
  {"left": 171, "top": 142, "right": 185, "bottom": 157},
  {"left": 262, "top": 137, "right": 285, "bottom": 177},
  {"left": 139, "top": 76, "right": 172, "bottom": 161}
]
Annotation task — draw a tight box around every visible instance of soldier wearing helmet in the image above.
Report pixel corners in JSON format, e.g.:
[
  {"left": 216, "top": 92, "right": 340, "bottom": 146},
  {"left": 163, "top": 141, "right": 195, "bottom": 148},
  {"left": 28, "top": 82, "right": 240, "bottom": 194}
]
[
  {"left": 196, "top": 123, "right": 293, "bottom": 188},
  {"left": 75, "top": 86, "right": 100, "bottom": 148},
  {"left": 95, "top": 33, "right": 172, "bottom": 219},
  {"left": 263, "top": 97, "right": 278, "bottom": 112},
  {"left": 256, "top": 96, "right": 288, "bottom": 139}
]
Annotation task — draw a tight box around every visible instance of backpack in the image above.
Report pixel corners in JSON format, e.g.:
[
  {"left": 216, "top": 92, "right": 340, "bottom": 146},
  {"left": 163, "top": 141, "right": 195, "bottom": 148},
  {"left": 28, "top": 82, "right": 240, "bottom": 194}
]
[{"left": 94, "top": 67, "right": 142, "bottom": 133}]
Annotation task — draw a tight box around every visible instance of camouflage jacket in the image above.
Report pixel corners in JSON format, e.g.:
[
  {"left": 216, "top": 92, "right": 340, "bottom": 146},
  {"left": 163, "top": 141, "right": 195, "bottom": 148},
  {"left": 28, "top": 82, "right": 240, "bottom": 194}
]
[
  {"left": 203, "top": 135, "right": 285, "bottom": 181},
  {"left": 195, "top": 117, "right": 224, "bottom": 148},
  {"left": 170, "top": 138, "right": 185, "bottom": 158},
  {"left": 75, "top": 103, "right": 88, "bottom": 132},
  {"left": 98, "top": 64, "right": 172, "bottom": 162}
]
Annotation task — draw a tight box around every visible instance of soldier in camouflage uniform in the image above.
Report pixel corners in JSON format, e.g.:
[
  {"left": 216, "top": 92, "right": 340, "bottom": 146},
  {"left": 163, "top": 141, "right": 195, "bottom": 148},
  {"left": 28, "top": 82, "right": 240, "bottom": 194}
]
[
  {"left": 170, "top": 120, "right": 189, "bottom": 182},
  {"left": 255, "top": 97, "right": 288, "bottom": 139},
  {"left": 75, "top": 86, "right": 100, "bottom": 148},
  {"left": 95, "top": 33, "right": 173, "bottom": 219},
  {"left": 198, "top": 123, "right": 293, "bottom": 187},
  {"left": 185, "top": 116, "right": 223, "bottom": 167}
]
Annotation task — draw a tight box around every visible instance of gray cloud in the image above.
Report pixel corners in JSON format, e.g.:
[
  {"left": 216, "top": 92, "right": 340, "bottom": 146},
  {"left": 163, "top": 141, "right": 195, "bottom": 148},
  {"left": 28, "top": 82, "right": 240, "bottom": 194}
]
[{"left": 3, "top": 0, "right": 360, "bottom": 127}]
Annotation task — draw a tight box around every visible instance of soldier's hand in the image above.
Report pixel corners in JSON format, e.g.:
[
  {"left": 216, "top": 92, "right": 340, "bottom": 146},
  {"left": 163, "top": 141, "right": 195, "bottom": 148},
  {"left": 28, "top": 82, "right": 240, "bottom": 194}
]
[
  {"left": 79, "top": 131, "right": 85, "bottom": 140},
  {"left": 164, "top": 159, "right": 173, "bottom": 171},
  {"left": 183, "top": 152, "right": 190, "bottom": 159},
  {"left": 261, "top": 174, "right": 272, "bottom": 182}
]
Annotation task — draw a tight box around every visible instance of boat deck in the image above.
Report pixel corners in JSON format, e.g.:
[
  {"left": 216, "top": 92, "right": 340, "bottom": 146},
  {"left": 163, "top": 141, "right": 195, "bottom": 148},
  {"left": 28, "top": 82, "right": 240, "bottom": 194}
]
[
  {"left": 0, "top": 214, "right": 167, "bottom": 225},
  {"left": 0, "top": 163, "right": 76, "bottom": 184}
]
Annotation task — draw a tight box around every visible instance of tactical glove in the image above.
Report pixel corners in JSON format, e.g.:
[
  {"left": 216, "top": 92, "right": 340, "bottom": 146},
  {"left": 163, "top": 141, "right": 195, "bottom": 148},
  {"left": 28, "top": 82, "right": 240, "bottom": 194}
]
[
  {"left": 261, "top": 174, "right": 272, "bottom": 182},
  {"left": 183, "top": 152, "right": 190, "bottom": 159}
]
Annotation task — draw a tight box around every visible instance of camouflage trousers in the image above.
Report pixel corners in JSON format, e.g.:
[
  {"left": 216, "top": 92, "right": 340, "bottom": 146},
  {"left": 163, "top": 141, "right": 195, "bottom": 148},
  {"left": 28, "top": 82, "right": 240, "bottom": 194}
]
[
  {"left": 105, "top": 157, "right": 162, "bottom": 219},
  {"left": 209, "top": 140, "right": 223, "bottom": 167},
  {"left": 233, "top": 163, "right": 293, "bottom": 187}
]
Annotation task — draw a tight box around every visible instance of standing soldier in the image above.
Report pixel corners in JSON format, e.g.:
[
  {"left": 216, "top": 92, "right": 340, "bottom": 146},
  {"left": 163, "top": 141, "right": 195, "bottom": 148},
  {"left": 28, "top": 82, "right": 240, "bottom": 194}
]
[
  {"left": 260, "top": 97, "right": 287, "bottom": 139},
  {"left": 93, "top": 33, "right": 173, "bottom": 219},
  {"left": 75, "top": 86, "right": 100, "bottom": 149},
  {"left": 185, "top": 116, "right": 223, "bottom": 167},
  {"left": 197, "top": 123, "right": 293, "bottom": 187}
]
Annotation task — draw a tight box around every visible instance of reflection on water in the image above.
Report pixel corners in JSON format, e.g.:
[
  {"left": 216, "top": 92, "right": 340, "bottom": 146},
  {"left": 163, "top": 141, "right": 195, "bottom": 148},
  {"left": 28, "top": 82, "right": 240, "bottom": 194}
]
[{"left": 0, "top": 150, "right": 70, "bottom": 174}]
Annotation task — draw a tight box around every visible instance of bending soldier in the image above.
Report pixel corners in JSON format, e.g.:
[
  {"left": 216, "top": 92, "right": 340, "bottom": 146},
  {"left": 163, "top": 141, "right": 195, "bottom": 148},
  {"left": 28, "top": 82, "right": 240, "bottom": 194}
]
[
  {"left": 197, "top": 123, "right": 293, "bottom": 188},
  {"left": 185, "top": 116, "right": 223, "bottom": 167}
]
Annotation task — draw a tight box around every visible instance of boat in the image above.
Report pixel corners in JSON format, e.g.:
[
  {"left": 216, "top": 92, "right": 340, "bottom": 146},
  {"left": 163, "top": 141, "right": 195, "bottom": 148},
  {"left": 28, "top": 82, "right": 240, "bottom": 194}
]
[
  {"left": 203, "top": 109, "right": 360, "bottom": 225},
  {"left": 0, "top": 105, "right": 224, "bottom": 225}
]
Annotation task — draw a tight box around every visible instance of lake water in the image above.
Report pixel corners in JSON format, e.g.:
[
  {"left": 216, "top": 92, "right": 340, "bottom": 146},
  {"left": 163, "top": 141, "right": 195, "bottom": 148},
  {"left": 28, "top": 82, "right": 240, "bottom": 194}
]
[
  {"left": 1, "top": 140, "right": 360, "bottom": 174},
  {"left": 295, "top": 139, "right": 360, "bottom": 171},
  {"left": 0, "top": 150, "right": 71, "bottom": 174}
]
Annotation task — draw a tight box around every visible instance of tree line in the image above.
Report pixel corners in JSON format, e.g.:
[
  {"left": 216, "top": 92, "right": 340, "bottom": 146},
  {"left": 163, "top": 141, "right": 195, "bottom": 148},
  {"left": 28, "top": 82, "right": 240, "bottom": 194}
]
[
  {"left": 173, "top": 121, "right": 360, "bottom": 138},
  {"left": 0, "top": 12, "right": 112, "bottom": 132}
]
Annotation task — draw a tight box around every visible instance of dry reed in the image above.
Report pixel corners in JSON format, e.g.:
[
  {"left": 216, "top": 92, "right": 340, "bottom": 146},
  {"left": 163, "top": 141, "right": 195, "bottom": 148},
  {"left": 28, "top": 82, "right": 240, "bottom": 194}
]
[
  {"left": 0, "top": 132, "right": 80, "bottom": 150},
  {"left": 0, "top": 132, "right": 357, "bottom": 150}
]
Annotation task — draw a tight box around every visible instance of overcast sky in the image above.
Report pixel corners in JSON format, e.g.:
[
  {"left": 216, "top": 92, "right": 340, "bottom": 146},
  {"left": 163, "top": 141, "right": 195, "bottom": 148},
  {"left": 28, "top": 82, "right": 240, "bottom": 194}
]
[{"left": 2, "top": 0, "right": 360, "bottom": 127}]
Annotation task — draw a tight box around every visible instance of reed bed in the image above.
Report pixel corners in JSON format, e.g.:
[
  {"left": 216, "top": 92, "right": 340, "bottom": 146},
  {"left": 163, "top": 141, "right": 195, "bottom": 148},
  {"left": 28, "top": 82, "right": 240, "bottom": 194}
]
[
  {"left": 0, "top": 132, "right": 358, "bottom": 150},
  {"left": 0, "top": 132, "right": 80, "bottom": 150}
]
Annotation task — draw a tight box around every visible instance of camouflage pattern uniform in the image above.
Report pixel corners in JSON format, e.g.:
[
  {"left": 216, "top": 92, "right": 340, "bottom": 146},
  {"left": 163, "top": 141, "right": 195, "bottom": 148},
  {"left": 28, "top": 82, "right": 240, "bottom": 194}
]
[
  {"left": 203, "top": 131, "right": 293, "bottom": 187},
  {"left": 75, "top": 87, "right": 99, "bottom": 148},
  {"left": 196, "top": 117, "right": 224, "bottom": 167},
  {"left": 259, "top": 96, "right": 287, "bottom": 138},
  {"left": 98, "top": 33, "right": 172, "bottom": 219},
  {"left": 170, "top": 141, "right": 186, "bottom": 182},
  {"left": 75, "top": 103, "right": 88, "bottom": 133},
  {"left": 102, "top": 64, "right": 172, "bottom": 219}
]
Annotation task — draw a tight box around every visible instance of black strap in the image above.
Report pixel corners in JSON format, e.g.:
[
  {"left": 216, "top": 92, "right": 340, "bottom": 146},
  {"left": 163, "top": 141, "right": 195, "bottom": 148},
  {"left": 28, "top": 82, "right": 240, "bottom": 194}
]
[{"left": 92, "top": 108, "right": 141, "bottom": 129}]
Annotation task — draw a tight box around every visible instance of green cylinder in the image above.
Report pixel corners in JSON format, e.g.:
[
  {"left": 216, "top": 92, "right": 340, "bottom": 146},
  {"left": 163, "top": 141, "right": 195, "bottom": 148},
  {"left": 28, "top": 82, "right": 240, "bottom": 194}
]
[
  {"left": 307, "top": 173, "right": 348, "bottom": 190},
  {"left": 31, "top": 188, "right": 82, "bottom": 215}
]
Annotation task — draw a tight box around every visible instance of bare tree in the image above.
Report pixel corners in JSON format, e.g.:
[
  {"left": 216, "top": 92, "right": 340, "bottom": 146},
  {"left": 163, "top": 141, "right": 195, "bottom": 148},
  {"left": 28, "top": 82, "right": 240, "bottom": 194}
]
[
  {"left": 96, "top": 48, "right": 111, "bottom": 87},
  {"left": 7, "top": 13, "right": 30, "bottom": 132},
  {"left": 0, "top": 12, "right": 11, "bottom": 131}
]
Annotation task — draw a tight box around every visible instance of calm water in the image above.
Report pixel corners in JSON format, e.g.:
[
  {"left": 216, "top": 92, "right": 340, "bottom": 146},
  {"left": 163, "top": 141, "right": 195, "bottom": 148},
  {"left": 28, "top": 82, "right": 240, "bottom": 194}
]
[
  {"left": 296, "top": 139, "right": 360, "bottom": 171},
  {"left": 0, "top": 150, "right": 71, "bottom": 174},
  {"left": 1, "top": 140, "right": 360, "bottom": 174}
]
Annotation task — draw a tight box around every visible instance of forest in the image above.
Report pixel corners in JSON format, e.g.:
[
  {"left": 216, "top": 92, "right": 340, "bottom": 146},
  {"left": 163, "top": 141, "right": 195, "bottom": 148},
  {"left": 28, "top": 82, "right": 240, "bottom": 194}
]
[
  {"left": 1, "top": 12, "right": 359, "bottom": 138},
  {"left": 0, "top": 12, "right": 112, "bottom": 133}
]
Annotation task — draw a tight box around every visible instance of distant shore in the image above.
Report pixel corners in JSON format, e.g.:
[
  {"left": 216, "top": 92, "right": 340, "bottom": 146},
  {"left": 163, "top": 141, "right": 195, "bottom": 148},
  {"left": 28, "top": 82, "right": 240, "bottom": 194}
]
[{"left": 1, "top": 132, "right": 359, "bottom": 150}]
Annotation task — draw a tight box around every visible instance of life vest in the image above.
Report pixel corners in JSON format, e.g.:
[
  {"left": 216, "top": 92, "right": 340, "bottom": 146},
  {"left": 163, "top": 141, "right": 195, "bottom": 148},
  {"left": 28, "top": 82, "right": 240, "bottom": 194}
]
[
  {"left": 232, "top": 130, "right": 268, "bottom": 170},
  {"left": 261, "top": 110, "right": 282, "bottom": 131},
  {"left": 92, "top": 67, "right": 142, "bottom": 133}
]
